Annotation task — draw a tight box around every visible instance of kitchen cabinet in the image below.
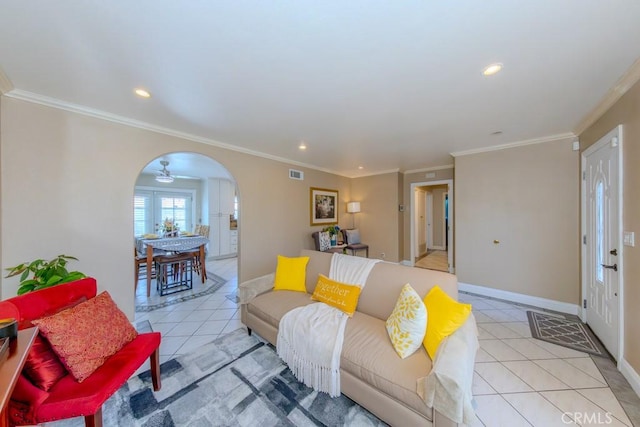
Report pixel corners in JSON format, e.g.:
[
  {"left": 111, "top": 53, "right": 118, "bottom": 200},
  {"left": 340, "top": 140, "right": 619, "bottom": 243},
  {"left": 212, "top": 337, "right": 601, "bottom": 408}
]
[{"left": 202, "top": 179, "right": 236, "bottom": 258}]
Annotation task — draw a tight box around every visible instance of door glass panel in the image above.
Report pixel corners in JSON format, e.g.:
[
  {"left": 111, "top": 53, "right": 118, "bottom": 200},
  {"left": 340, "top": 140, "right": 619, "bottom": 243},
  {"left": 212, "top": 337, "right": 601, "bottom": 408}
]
[{"left": 596, "top": 180, "right": 604, "bottom": 283}]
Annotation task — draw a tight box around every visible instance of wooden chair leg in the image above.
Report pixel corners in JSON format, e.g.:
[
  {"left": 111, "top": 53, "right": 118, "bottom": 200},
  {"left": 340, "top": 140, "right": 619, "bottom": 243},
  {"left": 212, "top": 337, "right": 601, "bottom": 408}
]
[
  {"left": 150, "top": 347, "right": 161, "bottom": 391},
  {"left": 84, "top": 407, "right": 103, "bottom": 427}
]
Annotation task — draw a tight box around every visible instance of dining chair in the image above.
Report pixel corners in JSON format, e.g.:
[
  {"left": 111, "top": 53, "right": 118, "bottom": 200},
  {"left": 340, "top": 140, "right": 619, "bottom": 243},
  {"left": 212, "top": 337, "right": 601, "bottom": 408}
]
[
  {"left": 188, "top": 224, "right": 210, "bottom": 278},
  {"left": 134, "top": 247, "right": 155, "bottom": 291}
]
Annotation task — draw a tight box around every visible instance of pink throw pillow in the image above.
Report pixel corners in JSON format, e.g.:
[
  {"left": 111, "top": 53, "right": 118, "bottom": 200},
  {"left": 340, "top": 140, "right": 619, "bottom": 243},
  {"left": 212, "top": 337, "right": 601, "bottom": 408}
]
[{"left": 32, "top": 291, "right": 137, "bottom": 382}]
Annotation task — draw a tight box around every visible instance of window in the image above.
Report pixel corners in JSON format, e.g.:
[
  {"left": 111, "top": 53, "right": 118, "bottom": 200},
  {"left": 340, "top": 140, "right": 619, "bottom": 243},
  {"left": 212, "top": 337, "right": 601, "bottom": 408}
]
[
  {"left": 134, "top": 188, "right": 194, "bottom": 235},
  {"left": 596, "top": 180, "right": 604, "bottom": 283}
]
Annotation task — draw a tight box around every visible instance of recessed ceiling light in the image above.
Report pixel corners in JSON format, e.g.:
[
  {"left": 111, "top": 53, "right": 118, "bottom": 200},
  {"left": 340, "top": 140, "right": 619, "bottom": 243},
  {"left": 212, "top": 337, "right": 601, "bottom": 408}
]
[
  {"left": 358, "top": 166, "right": 364, "bottom": 170},
  {"left": 298, "top": 142, "right": 307, "bottom": 150},
  {"left": 482, "top": 63, "right": 503, "bottom": 76},
  {"left": 134, "top": 88, "right": 151, "bottom": 98}
]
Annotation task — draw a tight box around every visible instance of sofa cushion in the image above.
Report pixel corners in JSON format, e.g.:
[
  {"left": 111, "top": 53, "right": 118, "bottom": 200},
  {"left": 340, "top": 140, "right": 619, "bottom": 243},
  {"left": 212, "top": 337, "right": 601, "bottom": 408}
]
[
  {"left": 341, "top": 311, "right": 433, "bottom": 420},
  {"left": 386, "top": 284, "right": 427, "bottom": 359},
  {"left": 423, "top": 286, "right": 472, "bottom": 359},
  {"left": 273, "top": 255, "right": 309, "bottom": 293},
  {"left": 311, "top": 274, "right": 362, "bottom": 317},
  {"left": 32, "top": 291, "right": 138, "bottom": 382},
  {"left": 247, "top": 291, "right": 315, "bottom": 329}
]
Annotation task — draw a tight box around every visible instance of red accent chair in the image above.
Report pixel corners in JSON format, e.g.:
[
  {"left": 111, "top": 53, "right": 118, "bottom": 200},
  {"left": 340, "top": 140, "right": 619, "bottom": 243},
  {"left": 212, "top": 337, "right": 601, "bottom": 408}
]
[{"left": 0, "top": 278, "right": 161, "bottom": 427}]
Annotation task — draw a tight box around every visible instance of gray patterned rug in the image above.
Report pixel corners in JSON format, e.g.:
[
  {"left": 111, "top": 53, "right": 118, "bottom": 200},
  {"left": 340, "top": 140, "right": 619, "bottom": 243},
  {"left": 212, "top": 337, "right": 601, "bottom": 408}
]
[
  {"left": 50, "top": 329, "right": 386, "bottom": 427},
  {"left": 135, "top": 273, "right": 227, "bottom": 312},
  {"left": 527, "top": 311, "right": 608, "bottom": 357}
]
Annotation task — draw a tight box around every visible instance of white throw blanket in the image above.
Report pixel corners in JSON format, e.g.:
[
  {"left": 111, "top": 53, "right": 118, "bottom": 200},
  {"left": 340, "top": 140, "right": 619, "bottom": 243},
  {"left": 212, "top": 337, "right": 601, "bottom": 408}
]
[{"left": 277, "top": 254, "right": 380, "bottom": 397}]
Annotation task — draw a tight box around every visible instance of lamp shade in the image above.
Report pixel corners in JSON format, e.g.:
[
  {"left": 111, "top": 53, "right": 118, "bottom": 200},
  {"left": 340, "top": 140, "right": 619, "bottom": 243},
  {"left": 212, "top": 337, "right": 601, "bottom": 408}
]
[{"left": 347, "top": 202, "right": 361, "bottom": 213}]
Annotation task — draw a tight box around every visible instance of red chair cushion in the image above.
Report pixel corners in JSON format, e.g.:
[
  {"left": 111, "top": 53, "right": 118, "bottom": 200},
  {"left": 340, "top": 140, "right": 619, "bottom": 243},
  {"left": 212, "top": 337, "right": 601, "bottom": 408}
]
[
  {"left": 33, "top": 291, "right": 138, "bottom": 382},
  {"left": 36, "top": 332, "right": 161, "bottom": 423}
]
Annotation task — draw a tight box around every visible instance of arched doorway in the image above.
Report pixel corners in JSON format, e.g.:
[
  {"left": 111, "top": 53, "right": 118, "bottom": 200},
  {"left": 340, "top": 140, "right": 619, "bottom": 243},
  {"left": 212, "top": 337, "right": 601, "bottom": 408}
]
[{"left": 133, "top": 152, "right": 240, "bottom": 320}]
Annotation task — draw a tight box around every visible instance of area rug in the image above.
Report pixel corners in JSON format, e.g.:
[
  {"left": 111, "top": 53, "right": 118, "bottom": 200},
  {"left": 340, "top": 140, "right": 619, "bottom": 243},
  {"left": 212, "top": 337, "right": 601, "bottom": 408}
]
[
  {"left": 135, "top": 273, "right": 227, "bottom": 312},
  {"left": 527, "top": 311, "right": 608, "bottom": 357},
  {"left": 50, "top": 329, "right": 387, "bottom": 427}
]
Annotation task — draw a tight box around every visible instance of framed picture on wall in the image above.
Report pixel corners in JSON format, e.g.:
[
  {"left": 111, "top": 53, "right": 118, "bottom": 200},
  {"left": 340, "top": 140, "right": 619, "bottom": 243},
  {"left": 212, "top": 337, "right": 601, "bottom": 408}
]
[{"left": 310, "top": 187, "right": 339, "bottom": 225}]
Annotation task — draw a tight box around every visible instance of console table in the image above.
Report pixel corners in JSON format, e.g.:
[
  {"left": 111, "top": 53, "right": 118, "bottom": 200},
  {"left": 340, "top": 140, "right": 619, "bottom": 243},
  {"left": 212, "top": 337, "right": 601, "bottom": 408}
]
[{"left": 0, "top": 327, "right": 38, "bottom": 427}]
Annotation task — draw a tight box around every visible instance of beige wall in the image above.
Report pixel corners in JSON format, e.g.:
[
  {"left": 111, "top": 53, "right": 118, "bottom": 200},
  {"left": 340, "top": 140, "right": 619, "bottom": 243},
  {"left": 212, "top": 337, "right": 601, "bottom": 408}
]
[
  {"left": 401, "top": 167, "right": 454, "bottom": 261},
  {"left": 579, "top": 79, "right": 640, "bottom": 374},
  {"left": 0, "top": 97, "right": 350, "bottom": 317},
  {"left": 350, "top": 173, "right": 400, "bottom": 262},
  {"left": 455, "top": 138, "right": 580, "bottom": 304}
]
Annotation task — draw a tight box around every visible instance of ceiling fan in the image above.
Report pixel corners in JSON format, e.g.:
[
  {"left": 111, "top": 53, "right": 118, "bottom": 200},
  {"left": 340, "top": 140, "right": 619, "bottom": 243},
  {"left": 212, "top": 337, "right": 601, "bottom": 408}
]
[{"left": 155, "top": 160, "right": 174, "bottom": 183}]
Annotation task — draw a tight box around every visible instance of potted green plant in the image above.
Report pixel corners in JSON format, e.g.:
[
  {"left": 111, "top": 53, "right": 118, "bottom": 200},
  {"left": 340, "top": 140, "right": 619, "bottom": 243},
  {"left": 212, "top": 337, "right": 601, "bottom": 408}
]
[
  {"left": 4, "top": 254, "right": 87, "bottom": 295},
  {"left": 323, "top": 225, "right": 341, "bottom": 246}
]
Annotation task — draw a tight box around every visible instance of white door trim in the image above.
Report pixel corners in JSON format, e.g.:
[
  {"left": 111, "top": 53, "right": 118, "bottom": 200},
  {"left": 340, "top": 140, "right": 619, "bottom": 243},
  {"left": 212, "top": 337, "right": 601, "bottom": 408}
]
[
  {"left": 410, "top": 179, "right": 454, "bottom": 273},
  {"left": 426, "top": 192, "right": 433, "bottom": 250},
  {"left": 580, "top": 124, "right": 624, "bottom": 364}
]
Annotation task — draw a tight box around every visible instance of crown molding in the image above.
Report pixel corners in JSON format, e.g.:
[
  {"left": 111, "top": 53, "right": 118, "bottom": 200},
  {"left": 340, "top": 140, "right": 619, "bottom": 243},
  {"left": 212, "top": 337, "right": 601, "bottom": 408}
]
[
  {"left": 403, "top": 164, "right": 454, "bottom": 175},
  {"left": 348, "top": 168, "right": 401, "bottom": 179},
  {"left": 450, "top": 132, "right": 575, "bottom": 157},
  {"left": 574, "top": 57, "right": 640, "bottom": 136},
  {"left": 5, "top": 89, "right": 355, "bottom": 178},
  {"left": 0, "top": 66, "right": 14, "bottom": 95}
]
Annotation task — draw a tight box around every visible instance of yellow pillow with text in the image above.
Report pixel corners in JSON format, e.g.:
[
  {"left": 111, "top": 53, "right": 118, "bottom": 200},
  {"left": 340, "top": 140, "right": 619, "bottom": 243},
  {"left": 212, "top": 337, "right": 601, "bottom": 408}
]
[
  {"left": 273, "top": 255, "right": 309, "bottom": 293},
  {"left": 311, "top": 274, "right": 362, "bottom": 317},
  {"left": 423, "top": 286, "right": 472, "bottom": 359}
]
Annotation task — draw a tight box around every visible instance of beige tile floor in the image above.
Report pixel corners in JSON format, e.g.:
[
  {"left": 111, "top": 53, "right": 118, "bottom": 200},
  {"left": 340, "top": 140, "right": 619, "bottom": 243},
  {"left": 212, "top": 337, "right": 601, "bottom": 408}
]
[{"left": 134, "top": 258, "right": 639, "bottom": 427}]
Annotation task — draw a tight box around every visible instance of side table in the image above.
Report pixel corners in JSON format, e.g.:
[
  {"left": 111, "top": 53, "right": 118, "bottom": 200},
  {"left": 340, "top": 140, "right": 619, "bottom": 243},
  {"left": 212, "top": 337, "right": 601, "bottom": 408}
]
[{"left": 0, "top": 327, "right": 38, "bottom": 427}]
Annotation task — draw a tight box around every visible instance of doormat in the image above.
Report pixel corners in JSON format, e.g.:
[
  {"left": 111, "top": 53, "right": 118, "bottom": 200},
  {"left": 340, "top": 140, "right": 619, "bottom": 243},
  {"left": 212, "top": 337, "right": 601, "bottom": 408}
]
[{"left": 527, "top": 311, "right": 608, "bottom": 357}]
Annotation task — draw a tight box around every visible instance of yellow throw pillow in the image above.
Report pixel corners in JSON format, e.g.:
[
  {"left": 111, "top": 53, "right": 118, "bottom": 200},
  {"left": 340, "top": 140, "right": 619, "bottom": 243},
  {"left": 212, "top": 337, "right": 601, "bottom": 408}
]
[
  {"left": 386, "top": 284, "right": 427, "bottom": 359},
  {"left": 311, "top": 274, "right": 362, "bottom": 317},
  {"left": 423, "top": 286, "right": 472, "bottom": 360},
  {"left": 272, "top": 255, "right": 309, "bottom": 293}
]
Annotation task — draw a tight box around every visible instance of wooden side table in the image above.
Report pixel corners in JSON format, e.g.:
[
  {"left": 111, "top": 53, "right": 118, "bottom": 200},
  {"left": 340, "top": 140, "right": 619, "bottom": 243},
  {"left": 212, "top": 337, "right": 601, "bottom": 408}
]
[{"left": 0, "top": 327, "right": 38, "bottom": 427}]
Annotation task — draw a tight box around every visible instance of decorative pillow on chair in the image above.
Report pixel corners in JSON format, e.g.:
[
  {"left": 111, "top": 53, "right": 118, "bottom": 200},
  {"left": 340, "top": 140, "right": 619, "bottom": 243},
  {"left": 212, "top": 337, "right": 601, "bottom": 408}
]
[
  {"left": 318, "top": 231, "right": 331, "bottom": 251},
  {"left": 345, "top": 229, "right": 361, "bottom": 244},
  {"left": 422, "top": 286, "right": 472, "bottom": 359},
  {"left": 32, "top": 291, "right": 138, "bottom": 382},
  {"left": 22, "top": 335, "right": 68, "bottom": 391},
  {"left": 273, "top": 255, "right": 309, "bottom": 292},
  {"left": 386, "top": 284, "right": 428, "bottom": 359},
  {"left": 311, "top": 274, "right": 362, "bottom": 317}
]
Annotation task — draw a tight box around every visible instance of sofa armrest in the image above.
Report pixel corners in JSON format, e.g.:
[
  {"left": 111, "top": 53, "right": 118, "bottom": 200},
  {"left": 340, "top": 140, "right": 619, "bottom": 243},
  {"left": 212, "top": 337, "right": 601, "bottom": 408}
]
[
  {"left": 417, "top": 313, "right": 479, "bottom": 425},
  {"left": 238, "top": 273, "right": 275, "bottom": 304}
]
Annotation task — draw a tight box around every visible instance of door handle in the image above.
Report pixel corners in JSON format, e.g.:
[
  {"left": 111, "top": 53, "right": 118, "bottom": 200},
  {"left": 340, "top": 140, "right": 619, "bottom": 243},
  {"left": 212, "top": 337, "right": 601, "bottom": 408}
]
[{"left": 601, "top": 263, "right": 618, "bottom": 271}]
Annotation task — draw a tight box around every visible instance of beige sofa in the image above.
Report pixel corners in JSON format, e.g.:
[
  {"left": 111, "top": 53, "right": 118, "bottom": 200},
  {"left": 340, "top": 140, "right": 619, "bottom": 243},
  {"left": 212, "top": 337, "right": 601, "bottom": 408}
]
[{"left": 239, "top": 249, "right": 478, "bottom": 426}]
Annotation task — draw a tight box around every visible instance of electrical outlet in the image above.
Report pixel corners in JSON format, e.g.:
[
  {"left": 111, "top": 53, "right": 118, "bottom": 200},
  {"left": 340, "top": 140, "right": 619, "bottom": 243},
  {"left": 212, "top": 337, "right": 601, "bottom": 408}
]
[{"left": 380, "top": 252, "right": 386, "bottom": 259}]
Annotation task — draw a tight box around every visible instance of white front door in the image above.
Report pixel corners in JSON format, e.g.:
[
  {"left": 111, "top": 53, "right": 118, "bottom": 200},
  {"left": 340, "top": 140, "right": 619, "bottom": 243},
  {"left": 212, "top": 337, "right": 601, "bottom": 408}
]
[{"left": 584, "top": 126, "right": 621, "bottom": 359}]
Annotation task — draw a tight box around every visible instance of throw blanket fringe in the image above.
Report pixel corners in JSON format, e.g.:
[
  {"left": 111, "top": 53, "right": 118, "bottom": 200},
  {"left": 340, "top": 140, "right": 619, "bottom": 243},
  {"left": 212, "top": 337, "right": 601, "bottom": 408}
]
[
  {"left": 277, "top": 303, "right": 347, "bottom": 397},
  {"left": 277, "top": 254, "right": 380, "bottom": 397}
]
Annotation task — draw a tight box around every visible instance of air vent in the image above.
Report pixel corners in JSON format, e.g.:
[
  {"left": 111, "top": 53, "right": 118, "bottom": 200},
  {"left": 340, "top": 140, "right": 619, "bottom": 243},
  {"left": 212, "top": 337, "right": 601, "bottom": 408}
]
[{"left": 289, "top": 169, "right": 304, "bottom": 180}]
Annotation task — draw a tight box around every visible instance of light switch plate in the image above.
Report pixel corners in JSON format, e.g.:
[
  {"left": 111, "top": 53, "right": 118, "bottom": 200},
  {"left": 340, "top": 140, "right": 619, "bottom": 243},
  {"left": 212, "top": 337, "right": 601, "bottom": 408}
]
[{"left": 623, "top": 231, "right": 635, "bottom": 247}]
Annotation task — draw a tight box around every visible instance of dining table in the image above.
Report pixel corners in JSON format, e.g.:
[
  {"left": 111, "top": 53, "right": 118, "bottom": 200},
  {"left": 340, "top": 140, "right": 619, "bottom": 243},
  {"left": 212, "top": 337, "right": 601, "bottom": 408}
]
[{"left": 136, "top": 235, "right": 209, "bottom": 297}]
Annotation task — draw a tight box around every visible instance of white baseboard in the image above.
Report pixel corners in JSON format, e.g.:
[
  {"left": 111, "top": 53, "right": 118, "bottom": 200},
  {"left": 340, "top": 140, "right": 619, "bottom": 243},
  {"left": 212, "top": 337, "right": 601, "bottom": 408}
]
[
  {"left": 620, "top": 358, "right": 640, "bottom": 398},
  {"left": 430, "top": 245, "right": 446, "bottom": 251},
  {"left": 401, "top": 260, "right": 413, "bottom": 266},
  {"left": 458, "top": 282, "right": 580, "bottom": 315}
]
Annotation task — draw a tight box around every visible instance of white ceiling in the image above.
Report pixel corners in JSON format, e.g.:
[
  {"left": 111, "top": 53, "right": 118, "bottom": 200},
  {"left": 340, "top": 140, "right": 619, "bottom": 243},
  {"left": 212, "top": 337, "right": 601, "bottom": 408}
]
[{"left": 1, "top": 1, "right": 640, "bottom": 177}]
